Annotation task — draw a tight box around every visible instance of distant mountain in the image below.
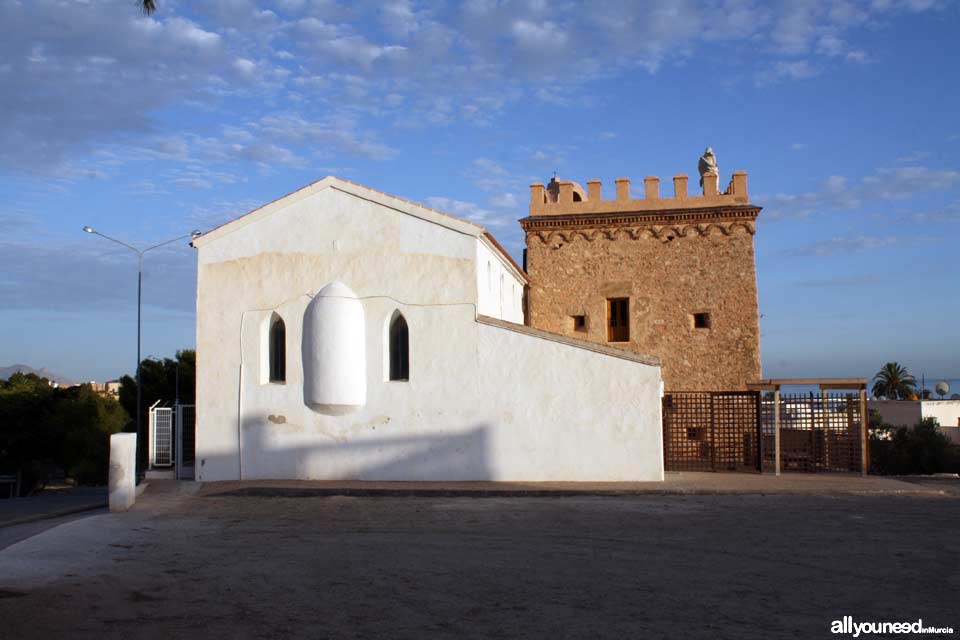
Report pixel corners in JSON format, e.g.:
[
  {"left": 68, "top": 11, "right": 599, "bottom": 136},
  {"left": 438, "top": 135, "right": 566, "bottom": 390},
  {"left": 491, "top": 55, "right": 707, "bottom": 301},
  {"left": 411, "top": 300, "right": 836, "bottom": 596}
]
[{"left": 0, "top": 364, "right": 76, "bottom": 386}]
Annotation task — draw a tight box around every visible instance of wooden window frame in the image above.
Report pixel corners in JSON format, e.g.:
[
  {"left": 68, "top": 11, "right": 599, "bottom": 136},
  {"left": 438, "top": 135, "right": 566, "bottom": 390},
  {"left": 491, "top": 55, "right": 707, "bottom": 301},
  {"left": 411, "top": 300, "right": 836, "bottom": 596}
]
[{"left": 607, "top": 298, "right": 630, "bottom": 342}]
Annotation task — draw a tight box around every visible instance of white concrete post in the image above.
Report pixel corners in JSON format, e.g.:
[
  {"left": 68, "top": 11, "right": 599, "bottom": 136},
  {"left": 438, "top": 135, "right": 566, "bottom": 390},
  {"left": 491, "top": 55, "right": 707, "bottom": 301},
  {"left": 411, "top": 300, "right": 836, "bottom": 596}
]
[
  {"left": 774, "top": 388, "right": 781, "bottom": 476},
  {"left": 860, "top": 388, "right": 869, "bottom": 477},
  {"left": 109, "top": 433, "right": 137, "bottom": 512}
]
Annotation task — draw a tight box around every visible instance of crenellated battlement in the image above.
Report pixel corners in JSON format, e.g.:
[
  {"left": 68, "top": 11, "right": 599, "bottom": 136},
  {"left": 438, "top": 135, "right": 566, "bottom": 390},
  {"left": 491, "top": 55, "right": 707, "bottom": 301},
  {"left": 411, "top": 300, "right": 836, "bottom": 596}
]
[{"left": 529, "top": 171, "right": 750, "bottom": 216}]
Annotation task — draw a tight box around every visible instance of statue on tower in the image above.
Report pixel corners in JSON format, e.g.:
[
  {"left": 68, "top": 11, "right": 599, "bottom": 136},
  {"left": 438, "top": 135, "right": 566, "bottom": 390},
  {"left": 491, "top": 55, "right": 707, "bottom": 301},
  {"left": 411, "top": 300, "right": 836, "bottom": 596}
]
[{"left": 698, "top": 147, "right": 719, "bottom": 188}]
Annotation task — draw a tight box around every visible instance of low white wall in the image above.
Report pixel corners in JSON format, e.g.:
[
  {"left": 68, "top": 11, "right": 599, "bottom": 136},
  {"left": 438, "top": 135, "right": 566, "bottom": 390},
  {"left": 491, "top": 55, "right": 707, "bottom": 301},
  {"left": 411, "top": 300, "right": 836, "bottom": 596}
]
[
  {"left": 870, "top": 399, "right": 960, "bottom": 429},
  {"left": 477, "top": 319, "right": 663, "bottom": 481},
  {"left": 921, "top": 400, "right": 960, "bottom": 430},
  {"left": 869, "top": 400, "right": 921, "bottom": 428}
]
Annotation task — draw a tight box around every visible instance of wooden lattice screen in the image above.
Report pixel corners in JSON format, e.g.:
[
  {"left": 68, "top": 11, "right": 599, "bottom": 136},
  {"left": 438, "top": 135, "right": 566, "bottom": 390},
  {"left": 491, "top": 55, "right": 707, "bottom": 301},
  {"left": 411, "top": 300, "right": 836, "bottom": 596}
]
[
  {"left": 664, "top": 391, "right": 864, "bottom": 474},
  {"left": 662, "top": 392, "right": 762, "bottom": 473},
  {"left": 761, "top": 393, "right": 863, "bottom": 473}
]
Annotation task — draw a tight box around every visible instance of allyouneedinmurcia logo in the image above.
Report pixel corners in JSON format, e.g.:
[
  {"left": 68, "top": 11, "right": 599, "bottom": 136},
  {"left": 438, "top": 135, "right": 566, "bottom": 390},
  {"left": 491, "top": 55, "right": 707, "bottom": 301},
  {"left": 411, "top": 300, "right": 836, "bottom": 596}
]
[{"left": 831, "top": 616, "right": 955, "bottom": 637}]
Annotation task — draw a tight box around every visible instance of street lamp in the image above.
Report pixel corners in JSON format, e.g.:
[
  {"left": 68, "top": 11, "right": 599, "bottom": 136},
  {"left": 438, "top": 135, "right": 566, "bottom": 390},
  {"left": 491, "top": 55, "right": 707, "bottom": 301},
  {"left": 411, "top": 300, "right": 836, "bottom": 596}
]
[{"left": 83, "top": 226, "right": 202, "bottom": 481}]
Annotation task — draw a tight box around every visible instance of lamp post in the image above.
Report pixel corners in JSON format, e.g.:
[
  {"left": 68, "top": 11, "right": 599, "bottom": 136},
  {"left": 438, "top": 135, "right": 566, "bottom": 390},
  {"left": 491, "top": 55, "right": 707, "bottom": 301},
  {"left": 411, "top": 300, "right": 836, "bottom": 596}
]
[{"left": 82, "top": 226, "right": 202, "bottom": 481}]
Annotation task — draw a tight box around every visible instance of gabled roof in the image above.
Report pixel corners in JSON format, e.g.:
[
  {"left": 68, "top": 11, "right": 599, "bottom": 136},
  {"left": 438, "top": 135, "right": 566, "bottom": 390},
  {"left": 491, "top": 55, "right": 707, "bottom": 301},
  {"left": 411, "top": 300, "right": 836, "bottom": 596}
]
[
  {"left": 193, "top": 176, "right": 488, "bottom": 247},
  {"left": 192, "top": 176, "right": 527, "bottom": 283}
]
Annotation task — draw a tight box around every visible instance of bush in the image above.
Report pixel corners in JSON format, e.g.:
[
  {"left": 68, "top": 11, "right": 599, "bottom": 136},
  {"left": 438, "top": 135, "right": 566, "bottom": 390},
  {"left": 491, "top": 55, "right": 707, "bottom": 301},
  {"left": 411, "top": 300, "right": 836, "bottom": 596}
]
[{"left": 870, "top": 417, "right": 960, "bottom": 475}]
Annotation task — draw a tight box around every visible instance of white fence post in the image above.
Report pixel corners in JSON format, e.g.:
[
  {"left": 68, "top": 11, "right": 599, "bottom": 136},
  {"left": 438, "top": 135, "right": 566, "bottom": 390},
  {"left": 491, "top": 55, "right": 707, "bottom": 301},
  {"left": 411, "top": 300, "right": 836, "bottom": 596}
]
[
  {"left": 147, "top": 399, "right": 161, "bottom": 468},
  {"left": 774, "top": 388, "right": 781, "bottom": 476},
  {"left": 109, "top": 433, "right": 137, "bottom": 512}
]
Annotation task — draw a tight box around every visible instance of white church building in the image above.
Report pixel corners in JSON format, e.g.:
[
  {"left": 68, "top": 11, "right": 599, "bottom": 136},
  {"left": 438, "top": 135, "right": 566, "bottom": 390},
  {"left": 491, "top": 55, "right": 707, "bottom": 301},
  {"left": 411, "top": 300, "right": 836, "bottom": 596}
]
[{"left": 191, "top": 176, "right": 664, "bottom": 482}]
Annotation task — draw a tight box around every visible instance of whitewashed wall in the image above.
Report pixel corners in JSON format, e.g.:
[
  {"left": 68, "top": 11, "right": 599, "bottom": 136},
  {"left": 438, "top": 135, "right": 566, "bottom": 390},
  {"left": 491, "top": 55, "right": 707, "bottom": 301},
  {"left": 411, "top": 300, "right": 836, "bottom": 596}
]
[
  {"left": 871, "top": 399, "right": 960, "bottom": 429},
  {"left": 476, "top": 238, "right": 525, "bottom": 324},
  {"left": 921, "top": 400, "right": 960, "bottom": 429},
  {"left": 194, "top": 180, "right": 663, "bottom": 482},
  {"left": 869, "top": 399, "right": 960, "bottom": 445}
]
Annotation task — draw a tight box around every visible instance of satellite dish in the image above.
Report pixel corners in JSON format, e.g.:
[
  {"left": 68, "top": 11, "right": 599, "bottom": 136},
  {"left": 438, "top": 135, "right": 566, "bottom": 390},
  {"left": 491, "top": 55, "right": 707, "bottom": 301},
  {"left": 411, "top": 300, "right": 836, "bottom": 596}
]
[{"left": 935, "top": 381, "right": 950, "bottom": 399}]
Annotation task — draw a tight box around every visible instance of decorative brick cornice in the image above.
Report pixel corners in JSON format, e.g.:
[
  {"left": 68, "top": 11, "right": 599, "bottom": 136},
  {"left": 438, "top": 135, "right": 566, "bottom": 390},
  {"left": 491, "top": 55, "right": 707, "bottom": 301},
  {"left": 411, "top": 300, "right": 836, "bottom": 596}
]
[{"left": 520, "top": 205, "right": 759, "bottom": 243}]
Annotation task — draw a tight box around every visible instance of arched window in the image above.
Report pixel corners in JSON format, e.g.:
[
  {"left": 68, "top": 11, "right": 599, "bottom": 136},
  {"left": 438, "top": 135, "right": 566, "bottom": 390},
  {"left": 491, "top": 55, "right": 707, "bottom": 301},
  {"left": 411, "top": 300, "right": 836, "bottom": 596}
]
[
  {"left": 388, "top": 312, "right": 409, "bottom": 381},
  {"left": 269, "top": 316, "right": 286, "bottom": 383}
]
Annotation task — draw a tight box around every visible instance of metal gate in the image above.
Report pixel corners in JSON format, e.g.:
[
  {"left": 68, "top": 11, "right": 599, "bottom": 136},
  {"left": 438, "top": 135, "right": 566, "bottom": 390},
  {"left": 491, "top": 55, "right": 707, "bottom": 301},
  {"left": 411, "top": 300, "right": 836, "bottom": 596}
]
[
  {"left": 662, "top": 392, "right": 762, "bottom": 472},
  {"left": 175, "top": 404, "right": 196, "bottom": 480},
  {"left": 149, "top": 404, "right": 174, "bottom": 467}
]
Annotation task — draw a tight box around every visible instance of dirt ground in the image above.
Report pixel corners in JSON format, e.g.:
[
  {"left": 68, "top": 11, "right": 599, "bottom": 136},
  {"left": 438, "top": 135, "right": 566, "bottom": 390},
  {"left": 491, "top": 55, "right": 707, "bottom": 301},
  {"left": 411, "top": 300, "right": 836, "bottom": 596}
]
[{"left": 1, "top": 486, "right": 958, "bottom": 639}]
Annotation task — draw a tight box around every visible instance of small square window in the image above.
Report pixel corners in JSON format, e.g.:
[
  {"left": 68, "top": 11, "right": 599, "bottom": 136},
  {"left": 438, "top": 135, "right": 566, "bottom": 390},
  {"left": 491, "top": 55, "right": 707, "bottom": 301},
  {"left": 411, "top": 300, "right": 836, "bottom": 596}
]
[
  {"left": 686, "top": 427, "right": 703, "bottom": 441},
  {"left": 693, "top": 312, "right": 712, "bottom": 329},
  {"left": 572, "top": 315, "right": 586, "bottom": 332}
]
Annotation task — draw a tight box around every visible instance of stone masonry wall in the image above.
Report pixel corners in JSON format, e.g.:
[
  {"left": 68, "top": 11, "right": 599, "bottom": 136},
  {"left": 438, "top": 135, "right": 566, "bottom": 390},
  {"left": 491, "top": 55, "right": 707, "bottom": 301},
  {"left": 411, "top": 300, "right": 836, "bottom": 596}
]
[{"left": 524, "top": 224, "right": 762, "bottom": 391}]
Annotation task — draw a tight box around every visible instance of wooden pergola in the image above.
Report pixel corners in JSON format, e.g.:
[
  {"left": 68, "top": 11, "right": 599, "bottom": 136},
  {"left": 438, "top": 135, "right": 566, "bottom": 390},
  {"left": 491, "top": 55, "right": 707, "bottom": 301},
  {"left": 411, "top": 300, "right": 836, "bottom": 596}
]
[{"left": 746, "top": 378, "right": 869, "bottom": 477}]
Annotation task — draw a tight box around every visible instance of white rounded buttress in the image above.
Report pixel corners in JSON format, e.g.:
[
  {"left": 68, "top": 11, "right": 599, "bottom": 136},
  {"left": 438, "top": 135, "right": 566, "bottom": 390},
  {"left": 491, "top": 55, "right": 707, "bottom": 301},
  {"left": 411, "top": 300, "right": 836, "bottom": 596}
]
[{"left": 302, "top": 281, "right": 366, "bottom": 415}]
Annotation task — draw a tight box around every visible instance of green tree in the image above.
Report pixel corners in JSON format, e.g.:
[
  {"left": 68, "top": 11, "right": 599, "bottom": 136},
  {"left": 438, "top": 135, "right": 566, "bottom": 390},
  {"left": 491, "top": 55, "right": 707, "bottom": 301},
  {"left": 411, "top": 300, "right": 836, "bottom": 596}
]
[
  {"left": 139, "top": 1, "right": 156, "bottom": 14},
  {"left": 118, "top": 349, "right": 195, "bottom": 425},
  {"left": 871, "top": 362, "right": 917, "bottom": 400},
  {"left": 0, "top": 373, "right": 128, "bottom": 493},
  {"left": 57, "top": 385, "right": 128, "bottom": 485}
]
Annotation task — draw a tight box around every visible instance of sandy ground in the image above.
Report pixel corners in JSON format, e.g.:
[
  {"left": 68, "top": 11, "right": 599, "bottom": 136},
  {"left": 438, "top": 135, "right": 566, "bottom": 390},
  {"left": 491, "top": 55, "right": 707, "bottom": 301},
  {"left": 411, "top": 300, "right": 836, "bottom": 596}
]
[{"left": 1, "top": 485, "right": 958, "bottom": 639}]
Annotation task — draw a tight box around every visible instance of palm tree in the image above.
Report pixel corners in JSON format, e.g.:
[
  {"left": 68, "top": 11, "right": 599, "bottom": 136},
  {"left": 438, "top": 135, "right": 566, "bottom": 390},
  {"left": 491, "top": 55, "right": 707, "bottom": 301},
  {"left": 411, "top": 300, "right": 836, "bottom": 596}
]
[
  {"left": 871, "top": 362, "right": 917, "bottom": 400},
  {"left": 139, "top": 1, "right": 156, "bottom": 15}
]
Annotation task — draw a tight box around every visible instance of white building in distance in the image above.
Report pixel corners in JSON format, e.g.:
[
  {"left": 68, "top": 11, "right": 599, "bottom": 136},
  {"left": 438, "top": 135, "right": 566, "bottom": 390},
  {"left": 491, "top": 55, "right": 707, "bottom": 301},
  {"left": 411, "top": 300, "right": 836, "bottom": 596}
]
[{"left": 191, "top": 177, "right": 664, "bottom": 482}]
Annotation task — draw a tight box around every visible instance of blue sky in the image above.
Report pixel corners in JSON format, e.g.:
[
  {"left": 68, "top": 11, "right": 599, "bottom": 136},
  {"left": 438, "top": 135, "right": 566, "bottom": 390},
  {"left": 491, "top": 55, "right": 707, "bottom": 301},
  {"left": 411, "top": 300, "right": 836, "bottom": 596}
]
[{"left": 1, "top": 0, "right": 957, "bottom": 383}]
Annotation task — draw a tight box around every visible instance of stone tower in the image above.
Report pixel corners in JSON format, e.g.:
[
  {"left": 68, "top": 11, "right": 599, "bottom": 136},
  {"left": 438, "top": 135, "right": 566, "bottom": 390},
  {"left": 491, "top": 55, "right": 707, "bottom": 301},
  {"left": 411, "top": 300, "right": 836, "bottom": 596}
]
[{"left": 520, "top": 166, "right": 762, "bottom": 391}]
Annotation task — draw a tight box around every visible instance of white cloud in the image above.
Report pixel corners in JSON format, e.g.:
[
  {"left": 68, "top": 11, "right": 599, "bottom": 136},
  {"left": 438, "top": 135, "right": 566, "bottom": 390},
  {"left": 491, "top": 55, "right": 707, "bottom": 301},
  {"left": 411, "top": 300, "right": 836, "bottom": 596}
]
[
  {"left": 510, "top": 20, "right": 568, "bottom": 50},
  {"left": 0, "top": 239, "right": 196, "bottom": 313},
  {"left": 770, "top": 5, "right": 818, "bottom": 55},
  {"left": 784, "top": 235, "right": 900, "bottom": 257},
  {"left": 905, "top": 200, "right": 960, "bottom": 224},
  {"left": 817, "top": 34, "right": 847, "bottom": 56},
  {"left": 174, "top": 177, "right": 214, "bottom": 190},
  {"left": 761, "top": 165, "right": 960, "bottom": 219},
  {"left": 377, "top": 0, "right": 422, "bottom": 38},
  {"left": 189, "top": 197, "right": 266, "bottom": 230},
  {"left": 895, "top": 151, "right": 933, "bottom": 164},
  {"left": 0, "top": 0, "right": 950, "bottom": 173},
  {"left": 421, "top": 196, "right": 510, "bottom": 227},
  {"left": 321, "top": 36, "right": 407, "bottom": 66},
  {"left": 863, "top": 166, "right": 960, "bottom": 199},
  {"left": 0, "top": 1, "right": 276, "bottom": 171},
  {"left": 488, "top": 192, "right": 521, "bottom": 210},
  {"left": 846, "top": 49, "right": 870, "bottom": 63},
  {"left": 0, "top": 210, "right": 38, "bottom": 230},
  {"left": 756, "top": 60, "right": 819, "bottom": 84}
]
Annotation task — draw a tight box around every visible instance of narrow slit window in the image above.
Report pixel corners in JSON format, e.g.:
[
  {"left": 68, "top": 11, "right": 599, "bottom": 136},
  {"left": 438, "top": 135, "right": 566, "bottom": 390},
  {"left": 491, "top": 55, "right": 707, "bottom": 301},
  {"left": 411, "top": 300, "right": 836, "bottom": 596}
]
[
  {"left": 693, "top": 312, "right": 712, "bottom": 329},
  {"left": 607, "top": 298, "right": 630, "bottom": 342},
  {"left": 269, "top": 317, "right": 286, "bottom": 383},
  {"left": 389, "top": 312, "right": 409, "bottom": 381},
  {"left": 572, "top": 315, "right": 586, "bottom": 332}
]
